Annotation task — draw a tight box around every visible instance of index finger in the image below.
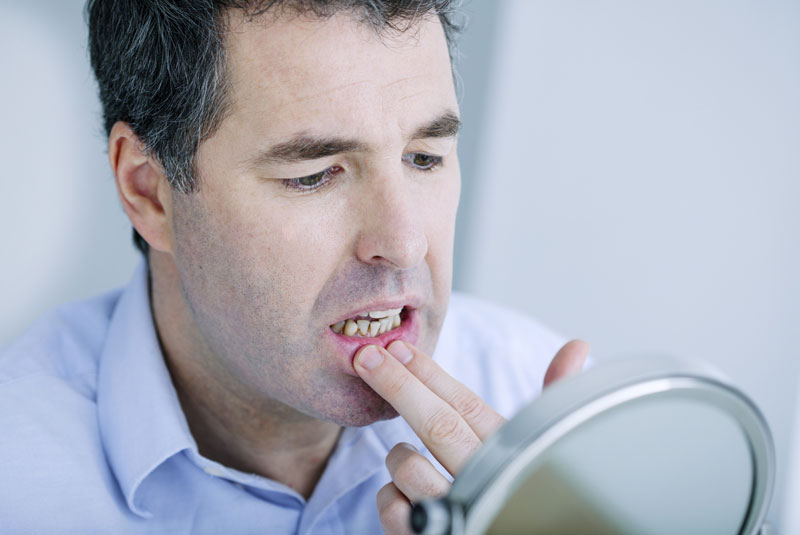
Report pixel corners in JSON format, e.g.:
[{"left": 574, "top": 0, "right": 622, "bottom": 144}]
[
  {"left": 385, "top": 341, "right": 506, "bottom": 440},
  {"left": 354, "top": 344, "right": 496, "bottom": 476}
]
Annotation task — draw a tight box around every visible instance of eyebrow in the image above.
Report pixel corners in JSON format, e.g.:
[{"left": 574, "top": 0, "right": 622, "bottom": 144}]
[
  {"left": 412, "top": 110, "right": 462, "bottom": 140},
  {"left": 245, "top": 110, "right": 462, "bottom": 167}
]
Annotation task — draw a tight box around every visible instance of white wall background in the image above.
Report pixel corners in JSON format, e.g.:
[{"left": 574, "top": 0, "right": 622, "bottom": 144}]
[
  {"left": 0, "top": 0, "right": 140, "bottom": 345},
  {"left": 0, "top": 0, "right": 797, "bottom": 530},
  {"left": 459, "top": 1, "right": 800, "bottom": 529}
]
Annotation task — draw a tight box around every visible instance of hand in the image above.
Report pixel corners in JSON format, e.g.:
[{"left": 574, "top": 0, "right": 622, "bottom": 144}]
[{"left": 353, "top": 339, "right": 590, "bottom": 534}]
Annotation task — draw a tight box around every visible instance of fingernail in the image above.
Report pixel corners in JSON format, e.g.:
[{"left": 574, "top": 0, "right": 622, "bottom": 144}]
[
  {"left": 358, "top": 345, "right": 384, "bottom": 370},
  {"left": 387, "top": 341, "right": 413, "bottom": 364}
]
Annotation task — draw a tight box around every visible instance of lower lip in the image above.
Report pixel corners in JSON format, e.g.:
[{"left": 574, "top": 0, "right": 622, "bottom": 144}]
[{"left": 325, "top": 309, "right": 420, "bottom": 376}]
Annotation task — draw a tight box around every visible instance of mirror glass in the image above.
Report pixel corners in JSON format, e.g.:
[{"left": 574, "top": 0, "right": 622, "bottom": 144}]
[{"left": 485, "top": 394, "right": 753, "bottom": 534}]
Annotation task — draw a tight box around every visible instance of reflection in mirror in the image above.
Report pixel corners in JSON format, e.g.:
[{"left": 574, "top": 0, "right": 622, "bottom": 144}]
[{"left": 486, "top": 395, "right": 752, "bottom": 534}]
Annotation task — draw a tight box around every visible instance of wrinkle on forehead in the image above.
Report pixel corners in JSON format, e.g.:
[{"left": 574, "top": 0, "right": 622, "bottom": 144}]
[
  {"left": 383, "top": 72, "right": 432, "bottom": 91},
  {"left": 258, "top": 52, "right": 443, "bottom": 110},
  {"left": 224, "top": 11, "right": 450, "bottom": 104},
  {"left": 275, "top": 71, "right": 435, "bottom": 110},
  {"left": 211, "top": 8, "right": 456, "bottom": 173},
  {"left": 268, "top": 79, "right": 372, "bottom": 109}
]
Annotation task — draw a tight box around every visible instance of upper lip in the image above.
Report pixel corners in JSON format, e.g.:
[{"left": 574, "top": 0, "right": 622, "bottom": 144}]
[{"left": 330, "top": 296, "right": 423, "bottom": 325}]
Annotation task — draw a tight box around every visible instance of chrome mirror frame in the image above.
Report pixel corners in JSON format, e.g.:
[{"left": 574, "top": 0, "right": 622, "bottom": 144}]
[{"left": 412, "top": 356, "right": 775, "bottom": 535}]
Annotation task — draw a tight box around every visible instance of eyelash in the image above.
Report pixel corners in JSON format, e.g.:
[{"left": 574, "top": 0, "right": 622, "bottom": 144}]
[
  {"left": 282, "top": 153, "right": 444, "bottom": 193},
  {"left": 282, "top": 166, "right": 343, "bottom": 193}
]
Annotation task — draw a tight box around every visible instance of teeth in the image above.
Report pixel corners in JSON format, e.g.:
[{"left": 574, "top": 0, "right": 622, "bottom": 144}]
[
  {"left": 378, "top": 317, "right": 390, "bottom": 334},
  {"left": 368, "top": 307, "right": 403, "bottom": 319},
  {"left": 332, "top": 313, "right": 404, "bottom": 337},
  {"left": 356, "top": 319, "right": 370, "bottom": 336},
  {"left": 344, "top": 319, "right": 358, "bottom": 336},
  {"left": 368, "top": 321, "right": 380, "bottom": 337}
]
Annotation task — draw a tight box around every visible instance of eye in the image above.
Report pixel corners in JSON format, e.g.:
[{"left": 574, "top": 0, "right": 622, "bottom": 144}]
[
  {"left": 403, "top": 152, "right": 443, "bottom": 171},
  {"left": 298, "top": 174, "right": 323, "bottom": 187},
  {"left": 283, "top": 166, "right": 343, "bottom": 192}
]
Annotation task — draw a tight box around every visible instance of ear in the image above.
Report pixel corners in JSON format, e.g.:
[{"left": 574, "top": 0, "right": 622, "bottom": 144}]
[{"left": 109, "top": 122, "right": 174, "bottom": 254}]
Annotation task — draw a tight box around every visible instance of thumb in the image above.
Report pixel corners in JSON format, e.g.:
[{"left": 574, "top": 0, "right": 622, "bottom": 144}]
[{"left": 543, "top": 339, "right": 590, "bottom": 388}]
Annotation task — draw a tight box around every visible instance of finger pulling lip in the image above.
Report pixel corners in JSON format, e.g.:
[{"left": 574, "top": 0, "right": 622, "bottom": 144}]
[{"left": 326, "top": 308, "right": 419, "bottom": 376}]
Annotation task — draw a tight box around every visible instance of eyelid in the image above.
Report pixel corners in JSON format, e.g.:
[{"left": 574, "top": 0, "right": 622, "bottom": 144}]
[
  {"left": 282, "top": 165, "right": 341, "bottom": 193},
  {"left": 280, "top": 151, "right": 443, "bottom": 194},
  {"left": 410, "top": 136, "right": 456, "bottom": 156},
  {"left": 403, "top": 152, "right": 444, "bottom": 171}
]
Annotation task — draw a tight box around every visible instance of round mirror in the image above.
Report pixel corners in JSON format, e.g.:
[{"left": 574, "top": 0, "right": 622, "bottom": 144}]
[{"left": 413, "top": 357, "right": 774, "bottom": 535}]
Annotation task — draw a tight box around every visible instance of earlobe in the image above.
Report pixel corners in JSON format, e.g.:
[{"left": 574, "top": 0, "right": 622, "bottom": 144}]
[{"left": 109, "top": 121, "right": 174, "bottom": 254}]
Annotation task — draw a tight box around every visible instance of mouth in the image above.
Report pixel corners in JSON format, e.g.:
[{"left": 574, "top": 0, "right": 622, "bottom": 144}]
[
  {"left": 329, "top": 306, "right": 408, "bottom": 338},
  {"left": 325, "top": 304, "right": 420, "bottom": 374}
]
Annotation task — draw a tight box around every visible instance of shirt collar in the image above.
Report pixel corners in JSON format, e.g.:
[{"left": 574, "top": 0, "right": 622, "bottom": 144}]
[
  {"left": 96, "top": 260, "right": 196, "bottom": 518},
  {"left": 298, "top": 415, "right": 426, "bottom": 533}
]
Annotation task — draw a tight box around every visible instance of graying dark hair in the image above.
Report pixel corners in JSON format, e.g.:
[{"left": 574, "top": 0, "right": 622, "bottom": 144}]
[{"left": 86, "top": 0, "right": 463, "bottom": 254}]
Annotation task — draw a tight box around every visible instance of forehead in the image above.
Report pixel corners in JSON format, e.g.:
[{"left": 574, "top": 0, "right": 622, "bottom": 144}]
[{"left": 221, "top": 10, "right": 457, "bottom": 142}]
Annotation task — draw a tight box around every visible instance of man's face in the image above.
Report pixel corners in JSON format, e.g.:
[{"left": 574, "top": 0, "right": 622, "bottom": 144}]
[{"left": 169, "top": 11, "right": 460, "bottom": 426}]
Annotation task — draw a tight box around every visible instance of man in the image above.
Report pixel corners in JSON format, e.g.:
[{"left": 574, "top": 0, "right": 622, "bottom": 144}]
[{"left": 0, "top": 1, "right": 588, "bottom": 532}]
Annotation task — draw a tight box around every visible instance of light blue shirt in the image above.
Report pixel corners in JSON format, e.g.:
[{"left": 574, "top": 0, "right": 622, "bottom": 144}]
[{"left": 0, "top": 261, "right": 565, "bottom": 534}]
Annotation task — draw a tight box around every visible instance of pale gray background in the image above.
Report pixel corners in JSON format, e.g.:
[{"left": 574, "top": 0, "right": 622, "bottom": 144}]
[{"left": 1, "top": 0, "right": 798, "bottom": 530}]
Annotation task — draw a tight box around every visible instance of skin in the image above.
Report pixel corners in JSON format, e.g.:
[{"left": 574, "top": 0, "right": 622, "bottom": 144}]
[
  {"left": 356, "top": 339, "right": 588, "bottom": 534},
  {"left": 108, "top": 8, "right": 589, "bottom": 532}
]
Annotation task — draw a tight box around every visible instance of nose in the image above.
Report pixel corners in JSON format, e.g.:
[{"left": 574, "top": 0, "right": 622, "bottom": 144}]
[{"left": 353, "top": 167, "right": 428, "bottom": 269}]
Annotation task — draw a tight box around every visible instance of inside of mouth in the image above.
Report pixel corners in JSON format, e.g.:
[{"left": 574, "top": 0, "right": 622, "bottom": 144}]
[{"left": 331, "top": 307, "right": 407, "bottom": 337}]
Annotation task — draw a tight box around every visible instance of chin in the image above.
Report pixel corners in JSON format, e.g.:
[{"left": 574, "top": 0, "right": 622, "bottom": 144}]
[
  {"left": 306, "top": 379, "right": 400, "bottom": 427},
  {"left": 332, "top": 402, "right": 400, "bottom": 428}
]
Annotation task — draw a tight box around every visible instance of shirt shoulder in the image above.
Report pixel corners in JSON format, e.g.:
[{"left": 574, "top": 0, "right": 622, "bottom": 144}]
[
  {"left": 0, "top": 290, "right": 135, "bottom": 529},
  {"left": 0, "top": 288, "right": 120, "bottom": 396},
  {"left": 434, "top": 292, "right": 567, "bottom": 418}
]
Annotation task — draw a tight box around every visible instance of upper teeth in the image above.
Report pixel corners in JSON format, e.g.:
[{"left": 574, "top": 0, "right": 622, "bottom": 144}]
[
  {"left": 363, "top": 308, "right": 402, "bottom": 319},
  {"left": 331, "top": 307, "right": 404, "bottom": 337}
]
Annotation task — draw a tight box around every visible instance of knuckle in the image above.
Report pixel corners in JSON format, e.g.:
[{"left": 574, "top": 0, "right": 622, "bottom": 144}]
[
  {"left": 416, "top": 364, "right": 439, "bottom": 386},
  {"left": 451, "top": 390, "right": 485, "bottom": 423},
  {"left": 390, "top": 453, "right": 449, "bottom": 499},
  {"left": 423, "top": 407, "right": 465, "bottom": 447},
  {"left": 382, "top": 371, "right": 413, "bottom": 399}
]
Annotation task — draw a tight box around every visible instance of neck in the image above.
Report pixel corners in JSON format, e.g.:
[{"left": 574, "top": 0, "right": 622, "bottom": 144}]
[{"left": 147, "top": 251, "right": 341, "bottom": 498}]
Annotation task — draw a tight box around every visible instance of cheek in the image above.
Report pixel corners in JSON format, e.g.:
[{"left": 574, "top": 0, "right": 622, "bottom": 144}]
[
  {"left": 270, "top": 216, "right": 346, "bottom": 299},
  {"left": 172, "top": 192, "right": 318, "bottom": 322},
  {"left": 172, "top": 194, "right": 344, "bottom": 371},
  {"left": 425, "top": 170, "right": 461, "bottom": 262},
  {"left": 235, "top": 191, "right": 354, "bottom": 315}
]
